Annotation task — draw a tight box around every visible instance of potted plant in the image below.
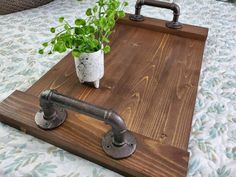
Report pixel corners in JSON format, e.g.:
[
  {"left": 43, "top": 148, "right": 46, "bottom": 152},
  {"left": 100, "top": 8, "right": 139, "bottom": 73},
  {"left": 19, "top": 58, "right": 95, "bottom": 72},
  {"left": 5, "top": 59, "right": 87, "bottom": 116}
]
[{"left": 39, "top": 0, "right": 128, "bottom": 88}]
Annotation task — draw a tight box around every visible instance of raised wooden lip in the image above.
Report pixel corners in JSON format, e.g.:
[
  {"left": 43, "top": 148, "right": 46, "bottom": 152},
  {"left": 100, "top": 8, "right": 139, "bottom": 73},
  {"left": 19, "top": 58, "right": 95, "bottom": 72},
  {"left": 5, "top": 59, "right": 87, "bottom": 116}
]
[
  {"left": 119, "top": 14, "right": 208, "bottom": 41},
  {"left": 0, "top": 90, "right": 189, "bottom": 177}
]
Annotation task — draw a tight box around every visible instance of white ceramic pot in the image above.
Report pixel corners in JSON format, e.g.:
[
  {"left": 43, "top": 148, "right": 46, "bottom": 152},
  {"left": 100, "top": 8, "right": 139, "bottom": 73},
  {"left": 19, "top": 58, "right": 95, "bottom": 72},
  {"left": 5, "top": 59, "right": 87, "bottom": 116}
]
[{"left": 74, "top": 49, "right": 104, "bottom": 88}]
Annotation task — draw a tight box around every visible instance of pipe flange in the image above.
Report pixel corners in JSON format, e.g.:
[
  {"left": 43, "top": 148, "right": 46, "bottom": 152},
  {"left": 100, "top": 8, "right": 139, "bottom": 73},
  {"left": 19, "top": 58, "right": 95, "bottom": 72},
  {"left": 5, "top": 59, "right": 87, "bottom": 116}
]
[
  {"left": 102, "top": 130, "right": 136, "bottom": 159},
  {"left": 35, "top": 107, "right": 67, "bottom": 130},
  {"left": 129, "top": 14, "right": 144, "bottom": 22},
  {"left": 166, "top": 21, "right": 183, "bottom": 29}
]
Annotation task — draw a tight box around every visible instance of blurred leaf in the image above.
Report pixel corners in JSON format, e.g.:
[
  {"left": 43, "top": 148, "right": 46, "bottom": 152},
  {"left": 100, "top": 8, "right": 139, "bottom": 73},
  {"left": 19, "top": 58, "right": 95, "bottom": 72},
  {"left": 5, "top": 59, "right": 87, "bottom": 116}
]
[
  {"left": 72, "top": 49, "right": 81, "bottom": 57},
  {"left": 53, "top": 41, "right": 66, "bottom": 53},
  {"left": 103, "top": 45, "right": 110, "bottom": 53},
  {"left": 42, "top": 42, "right": 48, "bottom": 47},
  {"left": 75, "top": 19, "right": 86, "bottom": 26},
  {"left": 64, "top": 24, "right": 70, "bottom": 30},
  {"left": 50, "top": 27, "right": 55, "bottom": 33},
  {"left": 59, "top": 16, "right": 64, "bottom": 23},
  {"left": 38, "top": 49, "right": 44, "bottom": 54},
  {"left": 86, "top": 8, "right": 92, "bottom": 16},
  {"left": 117, "top": 11, "right": 125, "bottom": 18}
]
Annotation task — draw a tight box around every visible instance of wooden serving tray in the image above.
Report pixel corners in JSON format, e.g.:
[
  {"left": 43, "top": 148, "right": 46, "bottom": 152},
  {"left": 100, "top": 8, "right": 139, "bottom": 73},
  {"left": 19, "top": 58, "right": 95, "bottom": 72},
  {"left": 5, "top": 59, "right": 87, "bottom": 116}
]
[{"left": 0, "top": 14, "right": 208, "bottom": 177}]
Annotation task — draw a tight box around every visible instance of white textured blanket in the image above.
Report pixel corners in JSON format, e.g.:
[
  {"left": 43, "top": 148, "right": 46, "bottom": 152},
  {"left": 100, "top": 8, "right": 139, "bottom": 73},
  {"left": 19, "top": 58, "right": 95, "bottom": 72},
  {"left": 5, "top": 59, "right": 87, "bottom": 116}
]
[{"left": 0, "top": 0, "right": 236, "bottom": 176}]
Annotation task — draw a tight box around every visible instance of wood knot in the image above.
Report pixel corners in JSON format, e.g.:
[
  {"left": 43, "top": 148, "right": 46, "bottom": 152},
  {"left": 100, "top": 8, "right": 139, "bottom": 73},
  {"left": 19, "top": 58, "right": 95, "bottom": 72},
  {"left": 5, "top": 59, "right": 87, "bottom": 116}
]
[
  {"left": 158, "top": 133, "right": 168, "bottom": 144},
  {"left": 104, "top": 84, "right": 114, "bottom": 90},
  {"left": 131, "top": 43, "right": 140, "bottom": 47},
  {"left": 160, "top": 133, "right": 167, "bottom": 139}
]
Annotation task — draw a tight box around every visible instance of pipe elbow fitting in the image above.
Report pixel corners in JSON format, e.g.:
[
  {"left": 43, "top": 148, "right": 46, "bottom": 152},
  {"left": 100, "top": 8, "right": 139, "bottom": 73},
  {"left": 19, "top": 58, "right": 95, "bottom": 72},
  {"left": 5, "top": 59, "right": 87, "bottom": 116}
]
[
  {"left": 171, "top": 3, "right": 180, "bottom": 15},
  {"left": 39, "top": 90, "right": 53, "bottom": 106},
  {"left": 105, "top": 110, "right": 127, "bottom": 132},
  {"left": 136, "top": 0, "right": 144, "bottom": 7}
]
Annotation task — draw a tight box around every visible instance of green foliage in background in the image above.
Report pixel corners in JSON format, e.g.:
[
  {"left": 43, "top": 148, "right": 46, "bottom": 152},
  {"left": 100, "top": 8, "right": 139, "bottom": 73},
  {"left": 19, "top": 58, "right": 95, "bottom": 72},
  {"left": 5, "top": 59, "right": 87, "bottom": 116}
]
[{"left": 39, "top": 0, "right": 128, "bottom": 57}]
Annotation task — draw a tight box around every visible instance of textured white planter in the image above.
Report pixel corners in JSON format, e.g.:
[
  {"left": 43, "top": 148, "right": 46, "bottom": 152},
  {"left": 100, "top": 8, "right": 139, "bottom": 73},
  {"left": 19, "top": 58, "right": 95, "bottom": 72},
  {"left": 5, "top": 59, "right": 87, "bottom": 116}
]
[{"left": 74, "top": 49, "right": 104, "bottom": 88}]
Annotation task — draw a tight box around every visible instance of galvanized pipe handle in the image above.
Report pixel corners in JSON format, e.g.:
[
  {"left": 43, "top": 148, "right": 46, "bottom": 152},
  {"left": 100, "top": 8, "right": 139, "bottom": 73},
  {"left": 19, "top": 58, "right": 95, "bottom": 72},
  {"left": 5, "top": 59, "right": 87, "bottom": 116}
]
[
  {"left": 129, "top": 0, "right": 183, "bottom": 29},
  {"left": 35, "top": 90, "right": 136, "bottom": 159}
]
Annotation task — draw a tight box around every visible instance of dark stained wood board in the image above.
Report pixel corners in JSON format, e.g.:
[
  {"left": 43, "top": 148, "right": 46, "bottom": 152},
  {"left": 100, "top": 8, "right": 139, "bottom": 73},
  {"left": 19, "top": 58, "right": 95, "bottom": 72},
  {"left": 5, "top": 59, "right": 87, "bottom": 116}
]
[
  {"left": 0, "top": 90, "right": 189, "bottom": 177},
  {"left": 0, "top": 14, "right": 208, "bottom": 176}
]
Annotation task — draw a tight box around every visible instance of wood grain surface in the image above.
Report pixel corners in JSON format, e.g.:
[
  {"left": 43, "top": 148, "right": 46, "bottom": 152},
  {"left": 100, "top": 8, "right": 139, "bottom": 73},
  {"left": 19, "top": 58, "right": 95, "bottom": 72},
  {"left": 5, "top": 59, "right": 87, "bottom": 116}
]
[
  {"left": 27, "top": 16, "right": 208, "bottom": 150},
  {"left": 0, "top": 15, "right": 208, "bottom": 176}
]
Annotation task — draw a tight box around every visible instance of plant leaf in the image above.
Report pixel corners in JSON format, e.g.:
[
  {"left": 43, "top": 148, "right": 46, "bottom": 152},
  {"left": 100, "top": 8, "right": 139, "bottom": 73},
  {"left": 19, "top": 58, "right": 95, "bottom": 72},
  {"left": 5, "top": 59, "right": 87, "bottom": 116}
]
[
  {"left": 53, "top": 41, "right": 66, "bottom": 53},
  {"left": 117, "top": 11, "right": 125, "bottom": 18},
  {"left": 38, "top": 49, "right": 44, "bottom": 54},
  {"left": 86, "top": 8, "right": 92, "bottom": 16},
  {"left": 100, "top": 17, "right": 107, "bottom": 27},
  {"left": 75, "top": 19, "right": 86, "bottom": 26},
  {"left": 93, "top": 6, "right": 98, "bottom": 13},
  {"left": 102, "top": 37, "right": 109, "bottom": 43},
  {"left": 85, "top": 26, "right": 95, "bottom": 33},
  {"left": 64, "top": 24, "right": 70, "bottom": 30},
  {"left": 58, "top": 17, "right": 64, "bottom": 23},
  {"left": 50, "top": 27, "right": 55, "bottom": 33},
  {"left": 123, "top": 1, "right": 128, "bottom": 6},
  {"left": 103, "top": 45, "right": 110, "bottom": 54},
  {"left": 72, "top": 49, "right": 81, "bottom": 57},
  {"left": 42, "top": 42, "right": 48, "bottom": 47},
  {"left": 75, "top": 27, "right": 84, "bottom": 35}
]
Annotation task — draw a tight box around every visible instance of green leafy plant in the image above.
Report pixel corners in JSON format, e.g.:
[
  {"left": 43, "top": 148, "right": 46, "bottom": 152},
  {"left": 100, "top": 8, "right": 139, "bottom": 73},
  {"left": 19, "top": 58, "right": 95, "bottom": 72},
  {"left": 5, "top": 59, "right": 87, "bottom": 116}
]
[{"left": 39, "top": 0, "right": 128, "bottom": 57}]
